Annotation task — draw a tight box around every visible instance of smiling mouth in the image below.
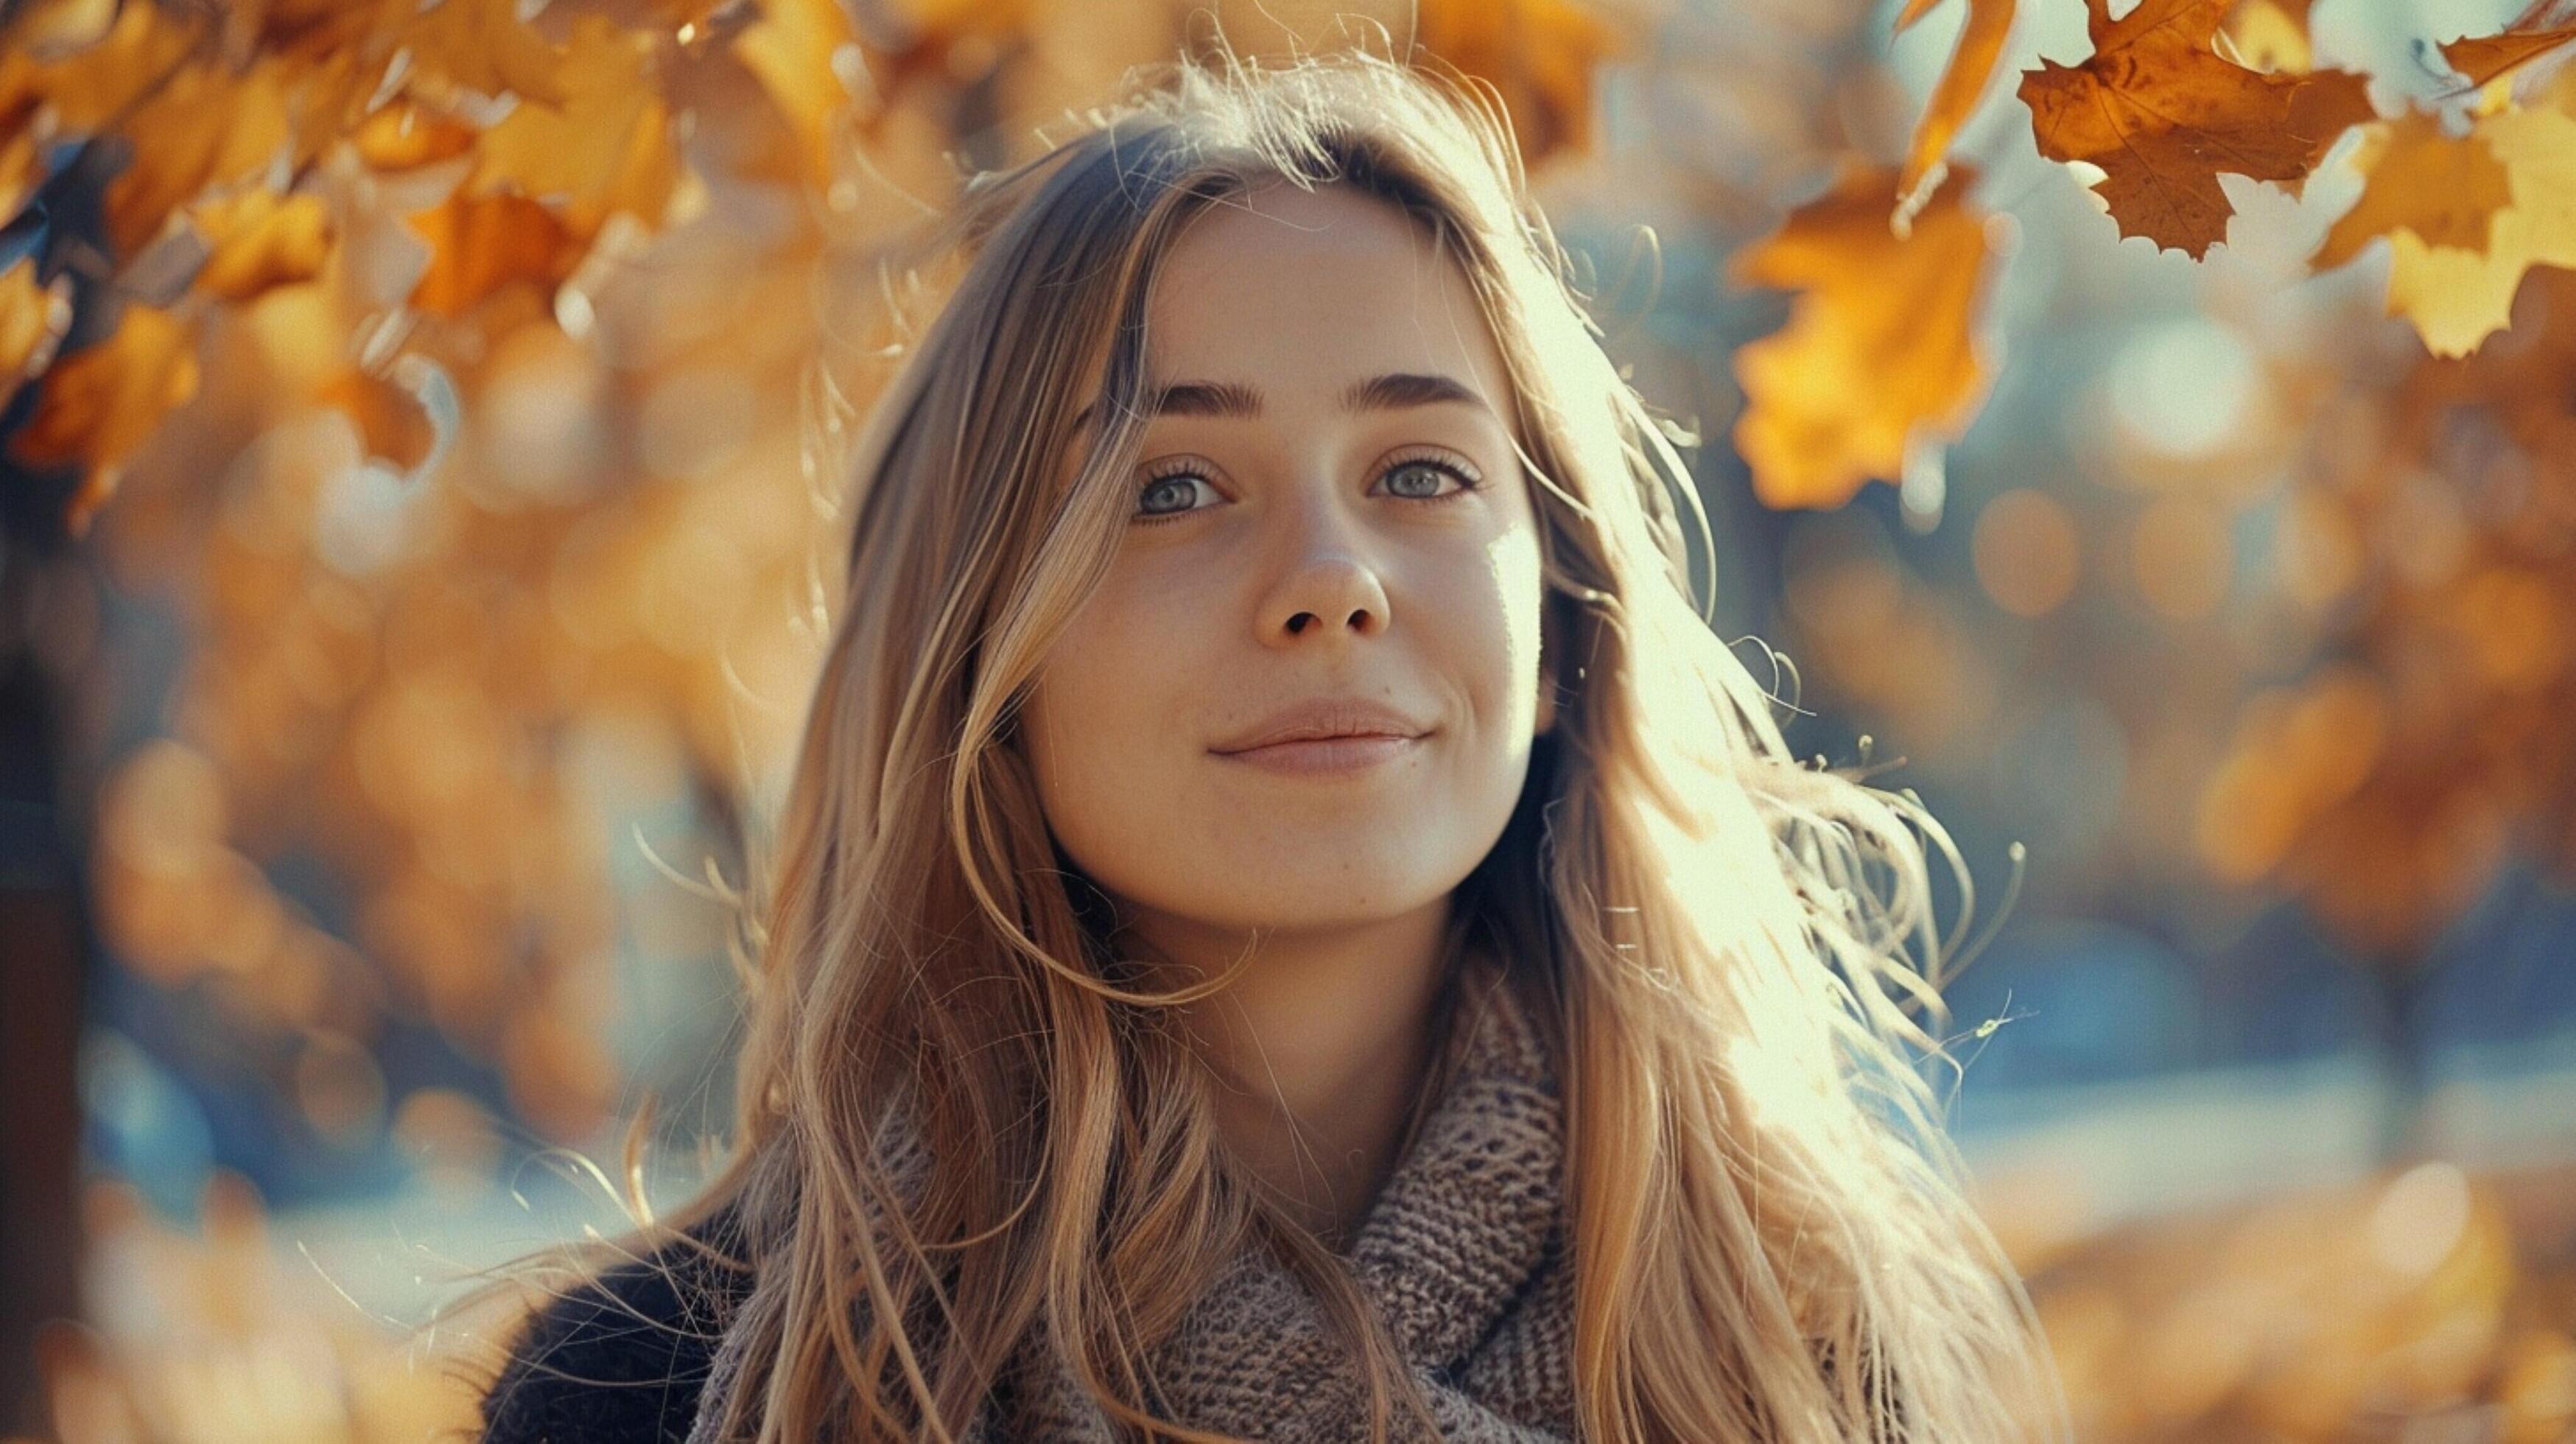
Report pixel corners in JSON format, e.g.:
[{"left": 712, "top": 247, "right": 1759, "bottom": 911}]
[{"left": 1213, "top": 732, "right": 1426, "bottom": 777}]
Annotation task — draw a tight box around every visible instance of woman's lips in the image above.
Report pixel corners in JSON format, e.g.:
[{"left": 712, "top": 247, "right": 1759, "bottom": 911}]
[{"left": 1212, "top": 733, "right": 1424, "bottom": 776}]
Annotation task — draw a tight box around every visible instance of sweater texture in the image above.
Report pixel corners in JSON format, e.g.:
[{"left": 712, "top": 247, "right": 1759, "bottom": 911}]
[{"left": 481, "top": 954, "right": 1575, "bottom": 1442}]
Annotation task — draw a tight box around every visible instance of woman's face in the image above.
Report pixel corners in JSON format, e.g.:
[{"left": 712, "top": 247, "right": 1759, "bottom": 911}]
[{"left": 1018, "top": 179, "right": 1555, "bottom": 959}]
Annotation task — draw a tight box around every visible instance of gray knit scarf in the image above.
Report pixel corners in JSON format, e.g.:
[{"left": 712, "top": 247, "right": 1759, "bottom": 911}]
[{"left": 684, "top": 958, "right": 1576, "bottom": 1441}]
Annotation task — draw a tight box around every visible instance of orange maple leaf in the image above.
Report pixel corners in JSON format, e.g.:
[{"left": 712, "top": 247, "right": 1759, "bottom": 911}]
[
  {"left": 1727, "top": 162, "right": 2004, "bottom": 511},
  {"left": 315, "top": 366, "right": 437, "bottom": 473},
  {"left": 2019, "top": 0, "right": 2373, "bottom": 259},
  {"left": 1894, "top": 0, "right": 2018, "bottom": 213},
  {"left": 1413, "top": 0, "right": 1630, "bottom": 169},
  {"left": 9, "top": 302, "right": 200, "bottom": 537},
  {"left": 404, "top": 192, "right": 581, "bottom": 318}
]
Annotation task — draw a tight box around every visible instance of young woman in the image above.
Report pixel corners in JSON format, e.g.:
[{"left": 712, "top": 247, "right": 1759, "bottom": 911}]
[{"left": 475, "top": 37, "right": 2069, "bottom": 1444}]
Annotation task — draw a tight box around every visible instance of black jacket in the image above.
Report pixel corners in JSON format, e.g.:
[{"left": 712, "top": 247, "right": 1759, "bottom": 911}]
[{"left": 478, "top": 1214, "right": 751, "bottom": 1444}]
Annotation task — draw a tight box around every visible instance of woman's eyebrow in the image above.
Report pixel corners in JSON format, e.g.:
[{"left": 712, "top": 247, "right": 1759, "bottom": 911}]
[{"left": 1067, "top": 372, "right": 1497, "bottom": 437}]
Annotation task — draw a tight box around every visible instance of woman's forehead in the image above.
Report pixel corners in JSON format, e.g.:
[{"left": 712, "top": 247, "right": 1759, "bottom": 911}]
[{"left": 1135, "top": 185, "right": 1514, "bottom": 423}]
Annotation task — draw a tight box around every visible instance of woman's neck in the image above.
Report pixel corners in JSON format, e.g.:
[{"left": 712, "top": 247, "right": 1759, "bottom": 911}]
[{"left": 1124, "top": 900, "right": 1465, "bottom": 1246}]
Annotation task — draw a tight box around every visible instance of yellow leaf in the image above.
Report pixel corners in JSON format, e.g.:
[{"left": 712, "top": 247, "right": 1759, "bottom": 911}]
[
  {"left": 351, "top": 102, "right": 480, "bottom": 171},
  {"left": 192, "top": 190, "right": 334, "bottom": 301},
  {"left": 404, "top": 0, "right": 569, "bottom": 105},
  {"left": 1727, "top": 162, "right": 2004, "bottom": 511},
  {"left": 734, "top": 0, "right": 861, "bottom": 186},
  {"left": 466, "top": 14, "right": 678, "bottom": 236},
  {"left": 2314, "top": 109, "right": 2513, "bottom": 267},
  {"left": 2369, "top": 102, "right": 2576, "bottom": 355},
  {"left": 8, "top": 0, "right": 200, "bottom": 132},
  {"left": 2217, "top": 0, "right": 2314, "bottom": 74},
  {"left": 105, "top": 58, "right": 292, "bottom": 256}
]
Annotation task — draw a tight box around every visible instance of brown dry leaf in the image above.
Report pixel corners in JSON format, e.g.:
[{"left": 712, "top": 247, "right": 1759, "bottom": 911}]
[
  {"left": 315, "top": 367, "right": 434, "bottom": 472},
  {"left": 403, "top": 192, "right": 580, "bottom": 318},
  {"left": 1413, "top": 0, "right": 1629, "bottom": 169},
  {"left": 10, "top": 303, "right": 199, "bottom": 536},
  {"left": 466, "top": 15, "right": 678, "bottom": 237},
  {"left": 2019, "top": 0, "right": 2374, "bottom": 259},
  {"left": 402, "top": 0, "right": 569, "bottom": 105},
  {"left": 1727, "top": 161, "right": 2003, "bottom": 511},
  {"left": 1894, "top": 0, "right": 2018, "bottom": 214},
  {"left": 192, "top": 191, "right": 334, "bottom": 301},
  {"left": 2440, "top": 15, "right": 2576, "bottom": 92},
  {"left": 105, "top": 58, "right": 292, "bottom": 256},
  {"left": 857, "top": 0, "right": 1035, "bottom": 122},
  {"left": 246, "top": 0, "right": 415, "bottom": 63}
]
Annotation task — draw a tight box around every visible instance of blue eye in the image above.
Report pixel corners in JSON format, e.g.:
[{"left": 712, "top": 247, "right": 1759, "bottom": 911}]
[{"left": 1131, "top": 449, "right": 1486, "bottom": 526}]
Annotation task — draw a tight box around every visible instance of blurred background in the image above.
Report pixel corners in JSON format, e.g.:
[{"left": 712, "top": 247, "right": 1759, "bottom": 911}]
[{"left": 3, "top": 0, "right": 2572, "bottom": 1438}]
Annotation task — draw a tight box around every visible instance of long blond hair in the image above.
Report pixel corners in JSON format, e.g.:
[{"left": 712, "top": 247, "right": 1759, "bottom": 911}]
[{"left": 485, "top": 33, "right": 2068, "bottom": 1444}]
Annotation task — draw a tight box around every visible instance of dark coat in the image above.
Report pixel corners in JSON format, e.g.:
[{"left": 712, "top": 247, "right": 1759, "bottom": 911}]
[{"left": 477, "top": 1211, "right": 751, "bottom": 1444}]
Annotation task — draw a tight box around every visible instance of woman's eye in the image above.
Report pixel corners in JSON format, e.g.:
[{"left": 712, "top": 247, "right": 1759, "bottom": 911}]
[
  {"left": 1136, "top": 472, "right": 1215, "bottom": 522},
  {"left": 1130, "top": 452, "right": 1484, "bottom": 527}
]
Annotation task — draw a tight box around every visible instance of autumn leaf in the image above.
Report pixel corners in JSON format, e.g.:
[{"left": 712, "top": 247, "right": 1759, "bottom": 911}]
[
  {"left": 2314, "top": 110, "right": 2512, "bottom": 265},
  {"left": 1414, "top": 0, "right": 1630, "bottom": 169},
  {"left": 1893, "top": 0, "right": 2017, "bottom": 216},
  {"left": 248, "top": 0, "right": 417, "bottom": 64},
  {"left": 402, "top": 0, "right": 570, "bottom": 105},
  {"left": 289, "top": 49, "right": 398, "bottom": 168},
  {"left": 104, "top": 58, "right": 292, "bottom": 256},
  {"left": 2019, "top": 0, "right": 2373, "bottom": 259},
  {"left": 2313, "top": 71, "right": 2576, "bottom": 356},
  {"left": 7, "top": 0, "right": 203, "bottom": 133},
  {"left": 465, "top": 14, "right": 680, "bottom": 237},
  {"left": 734, "top": 0, "right": 864, "bottom": 186},
  {"left": 349, "top": 102, "right": 480, "bottom": 172},
  {"left": 192, "top": 191, "right": 334, "bottom": 302},
  {"left": 1727, "top": 161, "right": 2004, "bottom": 511},
  {"left": 2438, "top": 1, "right": 2576, "bottom": 94},
  {"left": 8, "top": 302, "right": 199, "bottom": 536},
  {"left": 403, "top": 192, "right": 580, "bottom": 318},
  {"left": 315, "top": 365, "right": 435, "bottom": 473}
]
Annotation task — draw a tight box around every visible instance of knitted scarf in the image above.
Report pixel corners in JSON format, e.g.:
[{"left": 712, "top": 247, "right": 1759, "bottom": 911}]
[{"left": 684, "top": 956, "right": 1576, "bottom": 1442}]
